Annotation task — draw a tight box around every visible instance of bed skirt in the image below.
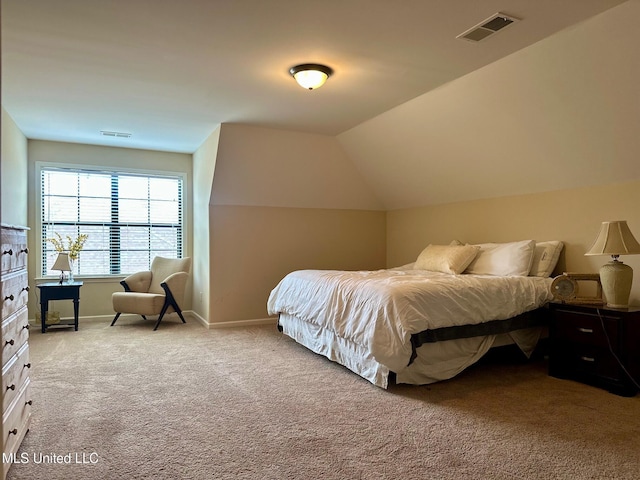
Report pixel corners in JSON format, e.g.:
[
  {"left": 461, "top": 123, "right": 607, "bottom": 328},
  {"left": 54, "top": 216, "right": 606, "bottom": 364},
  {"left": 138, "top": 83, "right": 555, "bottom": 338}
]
[{"left": 278, "top": 313, "right": 544, "bottom": 389}]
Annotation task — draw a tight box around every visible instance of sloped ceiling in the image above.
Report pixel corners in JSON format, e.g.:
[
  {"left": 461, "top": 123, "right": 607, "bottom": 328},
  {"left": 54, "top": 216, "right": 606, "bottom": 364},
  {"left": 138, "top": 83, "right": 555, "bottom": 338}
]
[
  {"left": 338, "top": 0, "right": 640, "bottom": 210},
  {"left": 1, "top": 0, "right": 626, "bottom": 153}
]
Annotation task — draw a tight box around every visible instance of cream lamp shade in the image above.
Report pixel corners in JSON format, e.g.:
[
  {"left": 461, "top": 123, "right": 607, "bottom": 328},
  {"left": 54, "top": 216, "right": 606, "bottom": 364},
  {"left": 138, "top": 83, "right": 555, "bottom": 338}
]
[
  {"left": 289, "top": 63, "right": 333, "bottom": 90},
  {"left": 585, "top": 220, "right": 640, "bottom": 308},
  {"left": 52, "top": 252, "right": 72, "bottom": 283}
]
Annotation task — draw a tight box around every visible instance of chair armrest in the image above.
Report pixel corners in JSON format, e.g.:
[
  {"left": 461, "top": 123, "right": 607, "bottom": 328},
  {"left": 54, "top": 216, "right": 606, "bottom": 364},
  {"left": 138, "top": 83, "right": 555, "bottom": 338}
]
[
  {"left": 161, "top": 272, "right": 189, "bottom": 305},
  {"left": 121, "top": 271, "right": 152, "bottom": 293}
]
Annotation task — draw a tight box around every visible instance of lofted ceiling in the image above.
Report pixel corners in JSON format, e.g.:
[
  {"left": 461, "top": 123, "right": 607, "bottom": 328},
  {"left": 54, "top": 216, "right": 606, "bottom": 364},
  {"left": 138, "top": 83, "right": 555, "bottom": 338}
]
[{"left": 1, "top": 0, "right": 628, "bottom": 154}]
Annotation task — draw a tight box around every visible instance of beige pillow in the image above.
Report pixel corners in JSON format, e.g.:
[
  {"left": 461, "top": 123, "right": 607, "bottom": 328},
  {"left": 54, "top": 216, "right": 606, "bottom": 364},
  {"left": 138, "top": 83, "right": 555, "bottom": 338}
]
[
  {"left": 414, "top": 244, "right": 481, "bottom": 274},
  {"left": 529, "top": 241, "right": 564, "bottom": 277}
]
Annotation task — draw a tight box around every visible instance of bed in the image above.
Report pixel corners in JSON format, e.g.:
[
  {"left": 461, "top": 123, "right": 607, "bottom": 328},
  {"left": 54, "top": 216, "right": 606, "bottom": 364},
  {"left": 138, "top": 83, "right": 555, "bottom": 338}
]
[{"left": 267, "top": 239, "right": 563, "bottom": 388}]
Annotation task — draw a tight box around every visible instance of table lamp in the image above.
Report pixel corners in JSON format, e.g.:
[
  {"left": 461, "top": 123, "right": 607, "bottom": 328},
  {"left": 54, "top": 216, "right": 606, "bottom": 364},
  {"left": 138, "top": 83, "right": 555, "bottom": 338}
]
[
  {"left": 585, "top": 220, "right": 640, "bottom": 308},
  {"left": 52, "top": 252, "right": 72, "bottom": 284}
]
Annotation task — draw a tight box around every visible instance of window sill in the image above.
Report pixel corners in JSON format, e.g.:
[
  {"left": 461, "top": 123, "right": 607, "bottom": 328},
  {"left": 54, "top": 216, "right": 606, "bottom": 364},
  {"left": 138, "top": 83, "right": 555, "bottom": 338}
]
[{"left": 35, "top": 276, "right": 126, "bottom": 284}]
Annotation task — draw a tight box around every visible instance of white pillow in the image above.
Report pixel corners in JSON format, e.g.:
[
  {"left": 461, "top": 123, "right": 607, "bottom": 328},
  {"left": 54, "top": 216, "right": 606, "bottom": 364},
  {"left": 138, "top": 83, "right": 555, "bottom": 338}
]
[
  {"left": 529, "top": 241, "right": 564, "bottom": 277},
  {"left": 464, "top": 240, "right": 536, "bottom": 276},
  {"left": 414, "top": 244, "right": 480, "bottom": 274}
]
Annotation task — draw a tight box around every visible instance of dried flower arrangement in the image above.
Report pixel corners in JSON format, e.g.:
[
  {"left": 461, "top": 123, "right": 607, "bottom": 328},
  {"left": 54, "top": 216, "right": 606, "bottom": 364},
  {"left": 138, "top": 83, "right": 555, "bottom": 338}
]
[{"left": 47, "top": 232, "right": 89, "bottom": 260}]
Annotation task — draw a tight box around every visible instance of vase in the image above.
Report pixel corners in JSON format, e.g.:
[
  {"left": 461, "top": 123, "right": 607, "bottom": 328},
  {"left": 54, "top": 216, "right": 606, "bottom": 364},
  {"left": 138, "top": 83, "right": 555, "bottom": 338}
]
[{"left": 68, "top": 259, "right": 74, "bottom": 283}]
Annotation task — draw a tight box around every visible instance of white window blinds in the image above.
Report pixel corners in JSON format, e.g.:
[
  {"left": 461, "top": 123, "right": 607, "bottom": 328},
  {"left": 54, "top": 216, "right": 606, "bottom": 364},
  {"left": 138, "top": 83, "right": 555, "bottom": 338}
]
[{"left": 41, "top": 167, "right": 184, "bottom": 277}]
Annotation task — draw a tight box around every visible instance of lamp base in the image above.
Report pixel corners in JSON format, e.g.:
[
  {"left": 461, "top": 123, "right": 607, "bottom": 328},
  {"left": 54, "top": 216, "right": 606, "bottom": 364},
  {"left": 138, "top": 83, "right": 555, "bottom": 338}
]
[{"left": 599, "top": 260, "right": 633, "bottom": 308}]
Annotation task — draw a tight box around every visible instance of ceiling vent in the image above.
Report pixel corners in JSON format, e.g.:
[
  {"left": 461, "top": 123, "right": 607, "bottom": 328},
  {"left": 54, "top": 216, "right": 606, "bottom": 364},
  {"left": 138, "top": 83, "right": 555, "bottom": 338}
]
[
  {"left": 457, "top": 12, "right": 519, "bottom": 42},
  {"left": 100, "top": 130, "right": 131, "bottom": 138}
]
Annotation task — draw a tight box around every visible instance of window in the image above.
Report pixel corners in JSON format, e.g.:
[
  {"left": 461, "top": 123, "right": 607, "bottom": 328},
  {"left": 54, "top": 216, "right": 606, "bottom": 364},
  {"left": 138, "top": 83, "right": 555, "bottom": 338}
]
[{"left": 40, "top": 166, "right": 184, "bottom": 277}]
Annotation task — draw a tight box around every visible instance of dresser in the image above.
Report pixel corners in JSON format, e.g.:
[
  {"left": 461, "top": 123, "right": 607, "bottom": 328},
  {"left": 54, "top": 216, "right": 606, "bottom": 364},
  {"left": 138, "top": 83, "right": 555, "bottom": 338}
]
[
  {"left": 549, "top": 302, "right": 640, "bottom": 397},
  {"left": 1, "top": 224, "right": 32, "bottom": 480}
]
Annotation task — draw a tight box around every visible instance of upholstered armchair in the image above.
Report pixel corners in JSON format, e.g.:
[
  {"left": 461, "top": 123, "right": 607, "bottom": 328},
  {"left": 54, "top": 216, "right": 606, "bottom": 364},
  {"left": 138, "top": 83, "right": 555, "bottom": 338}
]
[{"left": 111, "top": 256, "right": 192, "bottom": 330}]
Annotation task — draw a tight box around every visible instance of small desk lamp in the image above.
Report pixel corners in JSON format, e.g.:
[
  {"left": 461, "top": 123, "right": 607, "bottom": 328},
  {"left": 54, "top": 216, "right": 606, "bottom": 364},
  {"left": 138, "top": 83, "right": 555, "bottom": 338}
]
[
  {"left": 585, "top": 220, "right": 640, "bottom": 308},
  {"left": 52, "top": 252, "right": 72, "bottom": 284}
]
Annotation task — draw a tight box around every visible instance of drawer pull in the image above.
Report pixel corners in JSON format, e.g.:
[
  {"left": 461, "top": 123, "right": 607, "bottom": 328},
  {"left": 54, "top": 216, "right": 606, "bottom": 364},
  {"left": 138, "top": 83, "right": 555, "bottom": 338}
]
[
  {"left": 4, "top": 294, "right": 15, "bottom": 301},
  {"left": 24, "top": 363, "right": 31, "bottom": 369},
  {"left": 26, "top": 400, "right": 33, "bottom": 406},
  {"left": 2, "top": 249, "right": 13, "bottom": 256},
  {"left": 22, "top": 324, "right": 30, "bottom": 330},
  {"left": 21, "top": 286, "right": 30, "bottom": 293},
  {"left": 577, "top": 327, "right": 594, "bottom": 334},
  {"left": 6, "top": 384, "right": 15, "bottom": 391},
  {"left": 19, "top": 247, "right": 28, "bottom": 254},
  {"left": 5, "top": 339, "right": 15, "bottom": 346},
  {"left": 580, "top": 356, "right": 596, "bottom": 362},
  {"left": 8, "top": 429, "right": 17, "bottom": 436}
]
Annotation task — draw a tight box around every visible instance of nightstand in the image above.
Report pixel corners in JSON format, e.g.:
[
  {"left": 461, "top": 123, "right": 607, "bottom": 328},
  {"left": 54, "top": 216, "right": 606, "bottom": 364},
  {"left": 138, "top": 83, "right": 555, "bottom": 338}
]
[
  {"left": 548, "top": 302, "right": 640, "bottom": 397},
  {"left": 36, "top": 281, "right": 83, "bottom": 333}
]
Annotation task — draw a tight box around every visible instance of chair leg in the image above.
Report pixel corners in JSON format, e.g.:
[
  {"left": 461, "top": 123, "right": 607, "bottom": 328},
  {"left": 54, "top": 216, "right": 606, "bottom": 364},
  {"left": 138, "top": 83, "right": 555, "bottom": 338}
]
[
  {"left": 155, "top": 282, "right": 187, "bottom": 329},
  {"left": 110, "top": 312, "right": 121, "bottom": 326},
  {"left": 153, "top": 303, "right": 170, "bottom": 331}
]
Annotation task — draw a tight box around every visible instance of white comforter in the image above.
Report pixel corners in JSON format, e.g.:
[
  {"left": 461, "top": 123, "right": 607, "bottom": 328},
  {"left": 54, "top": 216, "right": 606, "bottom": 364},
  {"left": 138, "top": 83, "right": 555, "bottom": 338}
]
[{"left": 267, "top": 268, "right": 553, "bottom": 374}]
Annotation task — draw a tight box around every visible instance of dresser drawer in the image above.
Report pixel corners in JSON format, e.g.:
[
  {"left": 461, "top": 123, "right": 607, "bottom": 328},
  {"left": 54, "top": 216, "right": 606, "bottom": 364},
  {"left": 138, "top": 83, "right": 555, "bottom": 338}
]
[
  {"left": 1, "top": 307, "right": 30, "bottom": 366},
  {"left": 0, "top": 228, "right": 28, "bottom": 274},
  {"left": 1, "top": 378, "right": 31, "bottom": 454},
  {"left": 2, "top": 343, "right": 30, "bottom": 412},
  {"left": 1, "top": 271, "right": 29, "bottom": 319},
  {"left": 553, "top": 310, "right": 617, "bottom": 348}
]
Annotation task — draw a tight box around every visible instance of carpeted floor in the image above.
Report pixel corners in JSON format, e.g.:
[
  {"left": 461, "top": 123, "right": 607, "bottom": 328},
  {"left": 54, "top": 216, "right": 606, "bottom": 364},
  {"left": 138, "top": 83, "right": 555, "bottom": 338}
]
[{"left": 6, "top": 315, "right": 640, "bottom": 479}]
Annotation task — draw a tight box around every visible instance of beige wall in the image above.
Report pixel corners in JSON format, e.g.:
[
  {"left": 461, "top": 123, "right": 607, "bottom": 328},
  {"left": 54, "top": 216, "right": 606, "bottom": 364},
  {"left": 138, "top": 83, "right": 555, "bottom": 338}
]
[
  {"left": 207, "top": 124, "right": 385, "bottom": 325},
  {"left": 192, "top": 125, "right": 220, "bottom": 320},
  {"left": 211, "top": 205, "right": 385, "bottom": 323},
  {"left": 1, "top": 107, "right": 28, "bottom": 226},
  {"left": 388, "top": 180, "right": 640, "bottom": 304},
  {"left": 212, "top": 124, "right": 383, "bottom": 209},
  {"left": 26, "top": 140, "right": 193, "bottom": 319}
]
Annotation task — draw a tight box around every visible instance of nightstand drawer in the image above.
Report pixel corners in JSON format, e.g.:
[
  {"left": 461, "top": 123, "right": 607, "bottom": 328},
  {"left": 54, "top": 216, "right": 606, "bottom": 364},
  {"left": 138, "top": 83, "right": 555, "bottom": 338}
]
[
  {"left": 553, "top": 343, "right": 622, "bottom": 381},
  {"left": 552, "top": 310, "right": 617, "bottom": 347}
]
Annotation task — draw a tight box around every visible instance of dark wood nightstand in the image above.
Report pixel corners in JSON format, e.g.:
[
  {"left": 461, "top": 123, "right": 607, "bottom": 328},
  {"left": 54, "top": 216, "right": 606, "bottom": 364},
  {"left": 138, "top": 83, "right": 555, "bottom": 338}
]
[
  {"left": 36, "top": 281, "right": 83, "bottom": 333},
  {"left": 548, "top": 302, "right": 640, "bottom": 397}
]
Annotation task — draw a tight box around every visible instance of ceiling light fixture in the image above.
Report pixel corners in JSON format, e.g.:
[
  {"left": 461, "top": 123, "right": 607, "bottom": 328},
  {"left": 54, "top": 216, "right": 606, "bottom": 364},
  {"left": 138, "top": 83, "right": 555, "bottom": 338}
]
[{"left": 289, "top": 63, "right": 333, "bottom": 90}]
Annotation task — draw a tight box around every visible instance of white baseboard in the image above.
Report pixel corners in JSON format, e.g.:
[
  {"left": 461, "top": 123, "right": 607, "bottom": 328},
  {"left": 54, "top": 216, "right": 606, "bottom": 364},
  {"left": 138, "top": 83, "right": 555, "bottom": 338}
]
[
  {"left": 187, "top": 310, "right": 209, "bottom": 327},
  {"left": 184, "top": 310, "right": 277, "bottom": 329},
  {"left": 30, "top": 312, "right": 277, "bottom": 329}
]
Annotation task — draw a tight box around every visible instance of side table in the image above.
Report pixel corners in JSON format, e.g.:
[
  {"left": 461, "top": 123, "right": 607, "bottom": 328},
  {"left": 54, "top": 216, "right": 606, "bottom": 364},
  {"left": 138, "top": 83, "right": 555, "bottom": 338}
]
[
  {"left": 36, "top": 281, "right": 83, "bottom": 333},
  {"left": 548, "top": 302, "right": 640, "bottom": 396}
]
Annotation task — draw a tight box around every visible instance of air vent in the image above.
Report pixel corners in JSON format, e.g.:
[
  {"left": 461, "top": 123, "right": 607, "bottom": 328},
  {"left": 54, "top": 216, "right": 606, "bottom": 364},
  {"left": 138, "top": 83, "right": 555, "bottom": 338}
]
[
  {"left": 100, "top": 130, "right": 132, "bottom": 138},
  {"left": 457, "top": 12, "right": 519, "bottom": 42}
]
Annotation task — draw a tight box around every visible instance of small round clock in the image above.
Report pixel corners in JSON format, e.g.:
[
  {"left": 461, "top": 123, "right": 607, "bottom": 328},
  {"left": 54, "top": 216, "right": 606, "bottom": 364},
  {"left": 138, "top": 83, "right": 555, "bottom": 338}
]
[{"left": 551, "top": 274, "right": 579, "bottom": 302}]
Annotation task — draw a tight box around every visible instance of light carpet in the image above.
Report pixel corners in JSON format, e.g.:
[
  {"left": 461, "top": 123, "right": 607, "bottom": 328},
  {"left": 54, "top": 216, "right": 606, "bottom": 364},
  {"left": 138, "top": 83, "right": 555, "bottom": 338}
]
[{"left": 6, "top": 315, "right": 640, "bottom": 480}]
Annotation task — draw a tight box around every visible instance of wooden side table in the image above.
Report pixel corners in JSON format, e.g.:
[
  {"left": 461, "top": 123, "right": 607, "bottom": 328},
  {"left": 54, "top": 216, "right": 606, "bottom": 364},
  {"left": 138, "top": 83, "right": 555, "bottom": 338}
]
[
  {"left": 36, "top": 281, "right": 83, "bottom": 333},
  {"left": 548, "top": 302, "right": 640, "bottom": 396}
]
